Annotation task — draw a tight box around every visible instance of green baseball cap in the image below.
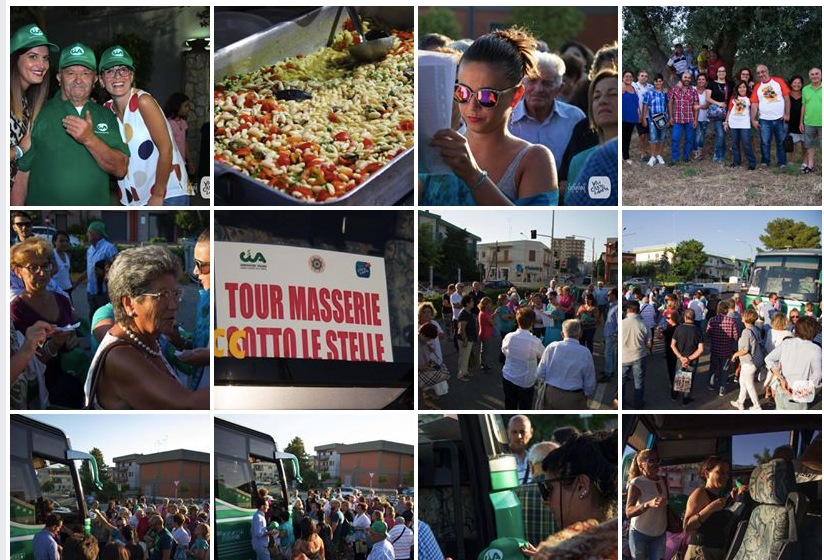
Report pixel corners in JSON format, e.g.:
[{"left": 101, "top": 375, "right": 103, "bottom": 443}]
[
  {"left": 11, "top": 24, "right": 59, "bottom": 55},
  {"left": 99, "top": 45, "right": 135, "bottom": 73},
  {"left": 59, "top": 42, "right": 96, "bottom": 71},
  {"left": 477, "top": 537, "right": 530, "bottom": 560},
  {"left": 369, "top": 520, "right": 388, "bottom": 535},
  {"left": 87, "top": 220, "right": 109, "bottom": 238}
]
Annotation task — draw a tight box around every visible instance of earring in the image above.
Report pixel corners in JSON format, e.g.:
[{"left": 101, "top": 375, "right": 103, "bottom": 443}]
[{"left": 579, "top": 490, "right": 588, "bottom": 499}]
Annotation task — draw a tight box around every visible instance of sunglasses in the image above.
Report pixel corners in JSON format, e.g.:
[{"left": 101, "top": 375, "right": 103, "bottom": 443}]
[
  {"left": 790, "top": 315, "right": 800, "bottom": 320},
  {"left": 140, "top": 288, "right": 184, "bottom": 303},
  {"left": 537, "top": 476, "right": 573, "bottom": 501},
  {"left": 14, "top": 221, "right": 33, "bottom": 227},
  {"left": 643, "top": 457, "right": 661, "bottom": 464},
  {"left": 194, "top": 259, "right": 210, "bottom": 272},
  {"left": 454, "top": 82, "right": 518, "bottom": 108}
]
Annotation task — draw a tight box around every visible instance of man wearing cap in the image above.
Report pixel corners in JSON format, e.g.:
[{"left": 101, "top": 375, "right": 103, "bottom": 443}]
[
  {"left": 366, "top": 520, "right": 395, "bottom": 560},
  {"left": 74, "top": 221, "right": 119, "bottom": 321},
  {"left": 17, "top": 42, "right": 128, "bottom": 206}
]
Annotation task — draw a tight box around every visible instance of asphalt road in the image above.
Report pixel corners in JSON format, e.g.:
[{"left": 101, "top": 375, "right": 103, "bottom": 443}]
[{"left": 428, "top": 320, "right": 617, "bottom": 410}]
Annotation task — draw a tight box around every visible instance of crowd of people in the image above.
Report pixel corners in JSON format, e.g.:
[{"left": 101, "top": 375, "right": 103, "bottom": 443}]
[
  {"left": 418, "top": 279, "right": 620, "bottom": 410},
  {"left": 252, "top": 487, "right": 415, "bottom": 560},
  {"left": 623, "top": 43, "right": 821, "bottom": 172},
  {"left": 419, "top": 28, "right": 618, "bottom": 206},
  {"left": 621, "top": 285, "right": 822, "bottom": 410},
  {"left": 33, "top": 497, "right": 210, "bottom": 560},
  {"left": 10, "top": 211, "right": 210, "bottom": 410},
  {"left": 10, "top": 24, "right": 200, "bottom": 205}
]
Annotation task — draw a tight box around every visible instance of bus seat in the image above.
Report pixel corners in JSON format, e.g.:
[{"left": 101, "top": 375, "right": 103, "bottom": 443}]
[{"left": 731, "top": 459, "right": 801, "bottom": 560}]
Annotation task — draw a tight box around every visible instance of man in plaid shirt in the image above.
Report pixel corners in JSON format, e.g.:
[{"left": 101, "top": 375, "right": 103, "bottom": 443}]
[
  {"left": 668, "top": 72, "right": 700, "bottom": 165},
  {"left": 705, "top": 301, "right": 741, "bottom": 397},
  {"left": 514, "top": 441, "right": 558, "bottom": 546}
]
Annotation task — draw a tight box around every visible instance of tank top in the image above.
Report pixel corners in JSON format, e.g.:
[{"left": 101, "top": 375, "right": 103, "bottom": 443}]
[
  {"left": 105, "top": 89, "right": 188, "bottom": 205},
  {"left": 496, "top": 145, "right": 532, "bottom": 201},
  {"left": 692, "top": 488, "right": 731, "bottom": 548},
  {"left": 629, "top": 476, "right": 667, "bottom": 537}
]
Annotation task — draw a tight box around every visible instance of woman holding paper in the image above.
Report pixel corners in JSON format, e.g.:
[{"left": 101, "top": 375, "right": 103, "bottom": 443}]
[{"left": 428, "top": 27, "right": 559, "bottom": 205}]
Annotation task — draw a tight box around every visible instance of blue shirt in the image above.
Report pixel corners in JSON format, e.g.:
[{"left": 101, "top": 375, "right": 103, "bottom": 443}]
[
  {"left": 86, "top": 238, "right": 119, "bottom": 295},
  {"left": 643, "top": 89, "right": 668, "bottom": 116},
  {"left": 538, "top": 338, "right": 597, "bottom": 397},
  {"left": 417, "top": 521, "right": 445, "bottom": 560},
  {"left": 565, "top": 139, "right": 618, "bottom": 206},
  {"left": 33, "top": 529, "right": 60, "bottom": 560},
  {"left": 251, "top": 510, "right": 269, "bottom": 550},
  {"left": 604, "top": 302, "right": 619, "bottom": 338},
  {"left": 509, "top": 99, "right": 586, "bottom": 165}
]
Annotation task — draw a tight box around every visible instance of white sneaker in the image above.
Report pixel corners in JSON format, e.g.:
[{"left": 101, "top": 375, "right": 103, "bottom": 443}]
[
  {"left": 625, "top": 159, "right": 633, "bottom": 165},
  {"left": 656, "top": 155, "right": 665, "bottom": 165},
  {"left": 731, "top": 400, "right": 744, "bottom": 410},
  {"left": 648, "top": 157, "right": 656, "bottom": 167},
  {"left": 749, "top": 404, "right": 762, "bottom": 410}
]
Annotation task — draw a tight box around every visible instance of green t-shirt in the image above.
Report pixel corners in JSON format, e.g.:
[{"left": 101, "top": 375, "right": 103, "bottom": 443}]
[
  {"left": 802, "top": 83, "right": 822, "bottom": 127},
  {"left": 18, "top": 92, "right": 129, "bottom": 206}
]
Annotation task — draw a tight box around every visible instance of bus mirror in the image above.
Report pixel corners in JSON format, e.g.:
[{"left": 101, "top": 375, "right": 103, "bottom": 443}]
[
  {"left": 67, "top": 450, "right": 103, "bottom": 491},
  {"left": 274, "top": 451, "right": 303, "bottom": 483}
]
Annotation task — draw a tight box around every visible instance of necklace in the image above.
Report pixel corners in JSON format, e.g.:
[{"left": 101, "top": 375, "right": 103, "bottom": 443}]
[{"left": 120, "top": 324, "right": 162, "bottom": 357}]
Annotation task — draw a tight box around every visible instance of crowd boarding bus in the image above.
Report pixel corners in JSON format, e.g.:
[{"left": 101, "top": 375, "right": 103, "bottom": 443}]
[
  {"left": 745, "top": 248, "right": 822, "bottom": 315},
  {"left": 10, "top": 416, "right": 102, "bottom": 560},
  {"left": 215, "top": 418, "right": 302, "bottom": 560}
]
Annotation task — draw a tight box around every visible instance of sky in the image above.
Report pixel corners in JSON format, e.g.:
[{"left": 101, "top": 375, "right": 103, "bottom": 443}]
[
  {"left": 623, "top": 209, "right": 821, "bottom": 259},
  {"left": 428, "top": 209, "right": 618, "bottom": 261},
  {"left": 22, "top": 414, "right": 212, "bottom": 462},
  {"left": 215, "top": 413, "right": 417, "bottom": 453}
]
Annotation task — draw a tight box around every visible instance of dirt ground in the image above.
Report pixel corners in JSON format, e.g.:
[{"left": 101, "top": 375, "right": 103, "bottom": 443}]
[{"left": 621, "top": 130, "right": 822, "bottom": 206}]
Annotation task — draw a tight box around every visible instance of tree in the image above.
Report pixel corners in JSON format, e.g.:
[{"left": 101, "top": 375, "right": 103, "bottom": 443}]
[
  {"left": 41, "top": 480, "right": 55, "bottom": 493},
  {"left": 759, "top": 219, "right": 821, "bottom": 250},
  {"left": 622, "top": 7, "right": 822, "bottom": 82},
  {"left": 80, "top": 447, "right": 112, "bottom": 499},
  {"left": 174, "top": 210, "right": 208, "bottom": 238},
  {"left": 507, "top": 7, "right": 584, "bottom": 50},
  {"left": 753, "top": 447, "right": 773, "bottom": 466},
  {"left": 671, "top": 240, "right": 707, "bottom": 282},
  {"left": 436, "top": 229, "right": 478, "bottom": 284},
  {"left": 284, "top": 437, "right": 318, "bottom": 491},
  {"left": 418, "top": 223, "right": 442, "bottom": 282},
  {"left": 419, "top": 8, "right": 462, "bottom": 41}
]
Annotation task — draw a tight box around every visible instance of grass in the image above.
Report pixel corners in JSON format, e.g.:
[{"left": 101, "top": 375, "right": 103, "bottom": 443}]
[{"left": 622, "top": 132, "right": 822, "bottom": 206}]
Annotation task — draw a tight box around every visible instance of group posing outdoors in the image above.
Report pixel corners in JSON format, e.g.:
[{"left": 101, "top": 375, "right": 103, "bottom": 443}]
[
  {"left": 11, "top": 24, "right": 198, "bottom": 206},
  {"left": 622, "top": 43, "right": 822, "bottom": 172},
  {"left": 418, "top": 280, "right": 620, "bottom": 410},
  {"left": 419, "top": 28, "right": 618, "bottom": 206},
  {"left": 622, "top": 286, "right": 822, "bottom": 410},
  {"left": 34, "top": 497, "right": 209, "bottom": 560},
  {"left": 10, "top": 211, "right": 210, "bottom": 410},
  {"left": 252, "top": 488, "right": 415, "bottom": 560}
]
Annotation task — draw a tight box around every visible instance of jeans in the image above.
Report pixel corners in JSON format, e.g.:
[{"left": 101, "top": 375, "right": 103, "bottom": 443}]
[
  {"left": 671, "top": 123, "right": 694, "bottom": 162},
  {"left": 582, "top": 327, "right": 596, "bottom": 352},
  {"left": 503, "top": 378, "right": 535, "bottom": 410},
  {"left": 255, "top": 546, "right": 270, "bottom": 560},
  {"left": 480, "top": 338, "right": 492, "bottom": 369},
  {"left": 712, "top": 119, "right": 727, "bottom": 161},
  {"left": 629, "top": 527, "right": 666, "bottom": 560},
  {"left": 649, "top": 122, "right": 667, "bottom": 143},
  {"left": 622, "top": 357, "right": 647, "bottom": 408},
  {"left": 708, "top": 352, "right": 729, "bottom": 391},
  {"left": 759, "top": 118, "right": 787, "bottom": 166},
  {"left": 730, "top": 127, "right": 756, "bottom": 167},
  {"left": 695, "top": 121, "right": 709, "bottom": 151},
  {"left": 163, "top": 194, "right": 190, "bottom": 206},
  {"left": 604, "top": 334, "right": 617, "bottom": 377}
]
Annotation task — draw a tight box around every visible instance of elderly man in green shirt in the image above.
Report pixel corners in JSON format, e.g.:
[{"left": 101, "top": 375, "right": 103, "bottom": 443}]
[
  {"left": 17, "top": 42, "right": 128, "bottom": 205},
  {"left": 800, "top": 67, "right": 822, "bottom": 174}
]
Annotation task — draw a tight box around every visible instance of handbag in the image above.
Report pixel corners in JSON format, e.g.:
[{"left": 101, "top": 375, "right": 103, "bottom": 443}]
[
  {"left": 419, "top": 360, "right": 450, "bottom": 388},
  {"left": 651, "top": 112, "right": 668, "bottom": 130},
  {"left": 707, "top": 103, "right": 727, "bottom": 121},
  {"left": 666, "top": 505, "right": 683, "bottom": 534},
  {"left": 532, "top": 380, "right": 547, "bottom": 410},
  {"left": 783, "top": 134, "right": 795, "bottom": 153},
  {"left": 673, "top": 366, "right": 693, "bottom": 394}
]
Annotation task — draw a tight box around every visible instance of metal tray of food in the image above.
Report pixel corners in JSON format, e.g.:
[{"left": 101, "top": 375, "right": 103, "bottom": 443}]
[{"left": 214, "top": 6, "right": 414, "bottom": 206}]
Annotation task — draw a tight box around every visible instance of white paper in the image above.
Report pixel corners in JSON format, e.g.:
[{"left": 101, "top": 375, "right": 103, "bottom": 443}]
[{"left": 418, "top": 50, "right": 458, "bottom": 174}]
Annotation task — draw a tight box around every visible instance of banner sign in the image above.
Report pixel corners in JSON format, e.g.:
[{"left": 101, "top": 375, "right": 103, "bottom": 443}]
[{"left": 215, "top": 242, "right": 393, "bottom": 362}]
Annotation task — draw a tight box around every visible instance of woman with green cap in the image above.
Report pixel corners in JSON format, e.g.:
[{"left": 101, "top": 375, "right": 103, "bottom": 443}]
[
  {"left": 99, "top": 45, "right": 190, "bottom": 206},
  {"left": 10, "top": 24, "right": 58, "bottom": 197}
]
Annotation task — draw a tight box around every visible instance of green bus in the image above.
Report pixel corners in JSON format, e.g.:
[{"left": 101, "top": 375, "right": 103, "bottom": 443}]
[
  {"left": 10, "top": 416, "right": 102, "bottom": 560},
  {"left": 744, "top": 248, "right": 821, "bottom": 315},
  {"left": 215, "top": 418, "right": 302, "bottom": 560}
]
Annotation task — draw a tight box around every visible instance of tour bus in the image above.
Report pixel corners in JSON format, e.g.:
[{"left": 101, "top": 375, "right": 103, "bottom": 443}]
[
  {"left": 215, "top": 417, "right": 302, "bottom": 560},
  {"left": 744, "top": 248, "right": 821, "bottom": 315},
  {"left": 622, "top": 414, "right": 821, "bottom": 560},
  {"left": 10, "top": 416, "right": 102, "bottom": 560}
]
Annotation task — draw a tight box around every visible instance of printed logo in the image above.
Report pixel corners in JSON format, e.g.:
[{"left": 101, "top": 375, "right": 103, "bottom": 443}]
[
  {"left": 70, "top": 46, "right": 85, "bottom": 56},
  {"left": 355, "top": 261, "right": 371, "bottom": 278},
  {"left": 30, "top": 26, "right": 44, "bottom": 36},
  {"left": 240, "top": 250, "right": 267, "bottom": 264},
  {"left": 482, "top": 549, "right": 503, "bottom": 560},
  {"left": 112, "top": 48, "right": 124, "bottom": 57},
  {"left": 587, "top": 176, "right": 611, "bottom": 200},
  {"left": 96, "top": 123, "right": 109, "bottom": 133},
  {"left": 309, "top": 255, "right": 326, "bottom": 273}
]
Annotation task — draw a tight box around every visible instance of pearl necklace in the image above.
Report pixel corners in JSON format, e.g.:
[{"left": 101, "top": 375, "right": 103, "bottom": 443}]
[{"left": 120, "top": 324, "right": 162, "bottom": 357}]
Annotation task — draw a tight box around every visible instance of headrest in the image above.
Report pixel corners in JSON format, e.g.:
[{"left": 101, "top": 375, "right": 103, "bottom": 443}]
[{"left": 750, "top": 458, "right": 796, "bottom": 505}]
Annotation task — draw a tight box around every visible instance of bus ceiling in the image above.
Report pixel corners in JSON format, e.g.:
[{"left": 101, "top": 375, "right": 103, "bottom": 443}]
[{"left": 66, "top": 450, "right": 103, "bottom": 491}]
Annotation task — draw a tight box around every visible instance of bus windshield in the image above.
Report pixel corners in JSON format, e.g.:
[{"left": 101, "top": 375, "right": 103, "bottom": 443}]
[
  {"left": 10, "top": 454, "right": 83, "bottom": 530},
  {"left": 748, "top": 254, "right": 821, "bottom": 302}
]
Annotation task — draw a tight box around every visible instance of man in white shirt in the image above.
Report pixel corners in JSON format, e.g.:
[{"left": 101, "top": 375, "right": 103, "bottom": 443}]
[
  {"left": 501, "top": 307, "right": 546, "bottom": 409},
  {"left": 688, "top": 291, "right": 707, "bottom": 331},
  {"left": 538, "top": 319, "right": 596, "bottom": 409},
  {"left": 751, "top": 64, "right": 791, "bottom": 168},
  {"left": 387, "top": 517, "right": 413, "bottom": 560}
]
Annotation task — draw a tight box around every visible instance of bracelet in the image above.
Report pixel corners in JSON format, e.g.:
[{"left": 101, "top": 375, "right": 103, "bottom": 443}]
[
  {"left": 468, "top": 170, "right": 488, "bottom": 191},
  {"left": 13, "top": 145, "right": 24, "bottom": 161},
  {"left": 42, "top": 340, "right": 58, "bottom": 359}
]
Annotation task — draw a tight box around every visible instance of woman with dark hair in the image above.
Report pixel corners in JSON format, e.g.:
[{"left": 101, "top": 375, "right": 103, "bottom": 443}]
[
  {"left": 523, "top": 430, "right": 619, "bottom": 558},
  {"left": 787, "top": 75, "right": 805, "bottom": 163},
  {"left": 560, "top": 40, "right": 594, "bottom": 76},
  {"left": 706, "top": 65, "right": 733, "bottom": 163},
  {"left": 10, "top": 24, "right": 58, "bottom": 195},
  {"left": 622, "top": 70, "right": 640, "bottom": 165},
  {"left": 316, "top": 510, "right": 333, "bottom": 560},
  {"left": 164, "top": 92, "right": 196, "bottom": 175},
  {"left": 683, "top": 456, "right": 733, "bottom": 560},
  {"left": 101, "top": 542, "right": 131, "bottom": 560},
  {"left": 429, "top": 27, "right": 558, "bottom": 205},
  {"left": 292, "top": 517, "right": 324, "bottom": 560},
  {"left": 122, "top": 525, "right": 146, "bottom": 560},
  {"left": 576, "top": 293, "right": 600, "bottom": 353}
]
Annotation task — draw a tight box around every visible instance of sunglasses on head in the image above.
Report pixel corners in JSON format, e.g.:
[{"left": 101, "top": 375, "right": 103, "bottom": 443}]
[{"left": 454, "top": 82, "right": 518, "bottom": 108}]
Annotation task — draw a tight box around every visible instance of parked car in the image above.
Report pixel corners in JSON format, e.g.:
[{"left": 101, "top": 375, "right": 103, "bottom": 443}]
[
  {"left": 483, "top": 279, "right": 513, "bottom": 289},
  {"left": 30, "top": 226, "right": 81, "bottom": 246}
]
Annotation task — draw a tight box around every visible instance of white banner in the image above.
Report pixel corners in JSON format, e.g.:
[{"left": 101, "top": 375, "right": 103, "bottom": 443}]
[{"left": 215, "top": 242, "right": 393, "bottom": 362}]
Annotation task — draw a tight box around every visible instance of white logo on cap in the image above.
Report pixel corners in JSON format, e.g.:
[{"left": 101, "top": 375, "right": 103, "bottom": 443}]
[
  {"left": 70, "top": 46, "right": 85, "bottom": 56},
  {"left": 30, "top": 26, "right": 44, "bottom": 36},
  {"left": 112, "top": 48, "right": 124, "bottom": 57},
  {"left": 96, "top": 123, "right": 109, "bottom": 133},
  {"left": 483, "top": 549, "right": 503, "bottom": 560},
  {"left": 587, "top": 176, "right": 612, "bottom": 200}
]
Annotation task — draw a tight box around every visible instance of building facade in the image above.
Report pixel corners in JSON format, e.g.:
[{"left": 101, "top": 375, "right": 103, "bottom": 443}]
[
  {"left": 477, "top": 240, "right": 551, "bottom": 283},
  {"left": 314, "top": 444, "right": 342, "bottom": 481},
  {"left": 323, "top": 441, "right": 414, "bottom": 490},
  {"left": 114, "top": 449, "right": 209, "bottom": 501}
]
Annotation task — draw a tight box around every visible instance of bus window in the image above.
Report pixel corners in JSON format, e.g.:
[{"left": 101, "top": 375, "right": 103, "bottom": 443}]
[
  {"left": 10, "top": 458, "right": 39, "bottom": 526},
  {"left": 215, "top": 455, "right": 254, "bottom": 509},
  {"left": 732, "top": 432, "right": 791, "bottom": 468}
]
